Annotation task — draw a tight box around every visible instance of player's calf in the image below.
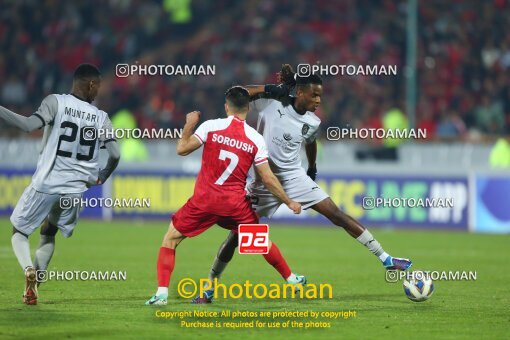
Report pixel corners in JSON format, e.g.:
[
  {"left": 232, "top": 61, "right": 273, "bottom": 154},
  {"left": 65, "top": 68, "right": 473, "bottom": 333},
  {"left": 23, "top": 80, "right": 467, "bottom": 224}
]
[
  {"left": 198, "top": 239, "right": 307, "bottom": 302},
  {"left": 312, "top": 198, "right": 413, "bottom": 269},
  {"left": 34, "top": 220, "right": 57, "bottom": 274},
  {"left": 146, "top": 222, "right": 184, "bottom": 305}
]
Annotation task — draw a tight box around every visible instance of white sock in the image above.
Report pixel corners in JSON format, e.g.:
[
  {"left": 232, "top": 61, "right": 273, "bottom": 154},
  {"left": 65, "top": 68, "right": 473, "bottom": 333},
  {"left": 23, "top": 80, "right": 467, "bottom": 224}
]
[
  {"left": 34, "top": 235, "right": 55, "bottom": 271},
  {"left": 11, "top": 232, "right": 33, "bottom": 270},
  {"left": 156, "top": 287, "right": 168, "bottom": 296},
  {"left": 356, "top": 230, "right": 388, "bottom": 262},
  {"left": 378, "top": 252, "right": 390, "bottom": 262},
  {"left": 286, "top": 273, "right": 297, "bottom": 282}
]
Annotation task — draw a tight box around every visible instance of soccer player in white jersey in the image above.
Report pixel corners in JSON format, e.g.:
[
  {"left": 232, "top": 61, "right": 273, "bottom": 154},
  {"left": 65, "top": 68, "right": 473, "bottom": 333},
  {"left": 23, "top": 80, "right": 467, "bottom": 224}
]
[
  {"left": 194, "top": 67, "right": 412, "bottom": 303},
  {"left": 0, "top": 64, "right": 121, "bottom": 305}
]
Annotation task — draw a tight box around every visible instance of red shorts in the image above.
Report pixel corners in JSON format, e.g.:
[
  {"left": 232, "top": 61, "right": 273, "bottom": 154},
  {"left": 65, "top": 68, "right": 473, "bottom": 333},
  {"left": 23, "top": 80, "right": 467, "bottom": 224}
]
[{"left": 171, "top": 197, "right": 259, "bottom": 237}]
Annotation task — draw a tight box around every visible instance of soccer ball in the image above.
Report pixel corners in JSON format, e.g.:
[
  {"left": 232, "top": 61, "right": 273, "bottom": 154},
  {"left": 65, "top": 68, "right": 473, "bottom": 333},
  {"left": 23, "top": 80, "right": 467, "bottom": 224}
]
[{"left": 403, "top": 270, "right": 434, "bottom": 302}]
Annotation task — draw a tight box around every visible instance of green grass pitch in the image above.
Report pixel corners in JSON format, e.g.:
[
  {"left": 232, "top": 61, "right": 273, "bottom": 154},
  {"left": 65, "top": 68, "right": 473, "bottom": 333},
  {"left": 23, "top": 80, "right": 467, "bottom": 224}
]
[{"left": 0, "top": 218, "right": 508, "bottom": 339}]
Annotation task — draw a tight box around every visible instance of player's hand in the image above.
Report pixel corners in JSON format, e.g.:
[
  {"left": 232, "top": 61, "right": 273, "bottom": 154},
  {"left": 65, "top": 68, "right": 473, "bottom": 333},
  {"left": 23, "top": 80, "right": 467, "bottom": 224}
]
[
  {"left": 287, "top": 201, "right": 302, "bottom": 214},
  {"left": 186, "top": 111, "right": 201, "bottom": 127},
  {"left": 277, "top": 64, "right": 296, "bottom": 85},
  {"left": 307, "top": 164, "right": 317, "bottom": 181},
  {"left": 86, "top": 177, "right": 102, "bottom": 188}
]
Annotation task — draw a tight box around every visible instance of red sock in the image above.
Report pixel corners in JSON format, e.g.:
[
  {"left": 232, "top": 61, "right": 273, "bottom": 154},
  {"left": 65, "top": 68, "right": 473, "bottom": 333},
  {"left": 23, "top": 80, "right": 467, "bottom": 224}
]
[
  {"left": 157, "top": 247, "right": 175, "bottom": 287},
  {"left": 262, "top": 243, "right": 292, "bottom": 280}
]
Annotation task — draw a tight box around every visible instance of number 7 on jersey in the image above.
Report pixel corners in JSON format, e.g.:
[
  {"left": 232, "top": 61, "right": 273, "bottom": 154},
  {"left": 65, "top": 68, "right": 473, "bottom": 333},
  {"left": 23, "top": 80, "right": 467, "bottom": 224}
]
[{"left": 214, "top": 149, "right": 239, "bottom": 185}]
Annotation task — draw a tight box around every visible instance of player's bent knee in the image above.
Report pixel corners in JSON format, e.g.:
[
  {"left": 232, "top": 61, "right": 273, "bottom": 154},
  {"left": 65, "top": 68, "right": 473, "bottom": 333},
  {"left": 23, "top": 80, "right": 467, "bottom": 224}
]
[
  {"left": 40, "top": 220, "right": 58, "bottom": 236},
  {"left": 162, "top": 223, "right": 185, "bottom": 249},
  {"left": 12, "top": 227, "right": 29, "bottom": 238},
  {"left": 162, "top": 234, "right": 183, "bottom": 249}
]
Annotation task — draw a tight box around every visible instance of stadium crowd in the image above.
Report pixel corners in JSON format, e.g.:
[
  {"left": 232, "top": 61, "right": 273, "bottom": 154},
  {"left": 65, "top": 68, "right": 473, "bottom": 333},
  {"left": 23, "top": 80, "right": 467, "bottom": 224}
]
[{"left": 1, "top": 0, "right": 509, "bottom": 140}]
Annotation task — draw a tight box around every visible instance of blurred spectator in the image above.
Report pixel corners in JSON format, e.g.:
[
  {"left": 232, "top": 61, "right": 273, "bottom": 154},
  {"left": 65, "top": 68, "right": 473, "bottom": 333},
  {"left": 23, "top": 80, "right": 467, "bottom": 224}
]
[
  {"left": 1, "top": 75, "right": 27, "bottom": 105},
  {"left": 417, "top": 100, "right": 437, "bottom": 140},
  {"left": 474, "top": 95, "right": 505, "bottom": 134},
  {"left": 1, "top": 0, "right": 509, "bottom": 142},
  {"left": 436, "top": 110, "right": 467, "bottom": 140}
]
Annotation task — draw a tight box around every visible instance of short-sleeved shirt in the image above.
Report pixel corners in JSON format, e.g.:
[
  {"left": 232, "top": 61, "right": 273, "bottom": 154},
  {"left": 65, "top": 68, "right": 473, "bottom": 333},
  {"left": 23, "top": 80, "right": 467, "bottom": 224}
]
[
  {"left": 191, "top": 115, "right": 268, "bottom": 215},
  {"left": 251, "top": 98, "right": 321, "bottom": 181},
  {"left": 31, "top": 94, "right": 114, "bottom": 194}
]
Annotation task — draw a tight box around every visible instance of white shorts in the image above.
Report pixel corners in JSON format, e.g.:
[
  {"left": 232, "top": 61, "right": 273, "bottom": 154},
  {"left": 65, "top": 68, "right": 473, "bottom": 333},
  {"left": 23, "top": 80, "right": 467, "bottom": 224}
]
[
  {"left": 247, "top": 174, "right": 329, "bottom": 218},
  {"left": 10, "top": 185, "right": 83, "bottom": 238}
]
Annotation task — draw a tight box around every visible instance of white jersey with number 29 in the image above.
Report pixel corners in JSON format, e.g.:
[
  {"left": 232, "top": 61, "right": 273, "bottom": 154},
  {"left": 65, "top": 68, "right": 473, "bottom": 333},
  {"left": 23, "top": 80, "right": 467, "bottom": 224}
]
[{"left": 31, "top": 94, "right": 113, "bottom": 194}]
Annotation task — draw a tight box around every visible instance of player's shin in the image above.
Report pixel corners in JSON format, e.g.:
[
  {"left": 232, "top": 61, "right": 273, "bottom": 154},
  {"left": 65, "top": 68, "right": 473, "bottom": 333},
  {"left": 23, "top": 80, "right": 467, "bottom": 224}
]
[
  {"left": 156, "top": 247, "right": 175, "bottom": 296},
  {"left": 356, "top": 229, "right": 413, "bottom": 270},
  {"left": 34, "top": 235, "right": 55, "bottom": 272},
  {"left": 11, "top": 231, "right": 33, "bottom": 271},
  {"left": 356, "top": 229, "right": 389, "bottom": 262},
  {"left": 207, "top": 257, "right": 228, "bottom": 289},
  {"left": 207, "top": 231, "right": 237, "bottom": 289},
  {"left": 262, "top": 242, "right": 292, "bottom": 281}
]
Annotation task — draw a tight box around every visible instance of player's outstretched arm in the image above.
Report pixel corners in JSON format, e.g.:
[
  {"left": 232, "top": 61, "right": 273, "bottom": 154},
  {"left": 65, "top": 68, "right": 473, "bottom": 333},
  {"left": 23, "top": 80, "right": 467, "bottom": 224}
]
[
  {"left": 176, "top": 111, "right": 202, "bottom": 156},
  {"left": 255, "top": 162, "right": 301, "bottom": 214},
  {"left": 0, "top": 95, "right": 56, "bottom": 133},
  {"left": 0, "top": 95, "right": 57, "bottom": 133},
  {"left": 0, "top": 105, "right": 44, "bottom": 133},
  {"left": 245, "top": 64, "right": 295, "bottom": 101},
  {"left": 244, "top": 85, "right": 266, "bottom": 98},
  {"left": 96, "top": 141, "right": 121, "bottom": 185},
  {"left": 245, "top": 84, "right": 290, "bottom": 101}
]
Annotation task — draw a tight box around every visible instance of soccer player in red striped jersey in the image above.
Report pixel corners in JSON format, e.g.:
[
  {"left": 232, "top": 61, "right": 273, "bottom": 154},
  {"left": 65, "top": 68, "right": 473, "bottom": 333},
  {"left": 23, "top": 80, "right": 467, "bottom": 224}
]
[{"left": 146, "top": 86, "right": 302, "bottom": 305}]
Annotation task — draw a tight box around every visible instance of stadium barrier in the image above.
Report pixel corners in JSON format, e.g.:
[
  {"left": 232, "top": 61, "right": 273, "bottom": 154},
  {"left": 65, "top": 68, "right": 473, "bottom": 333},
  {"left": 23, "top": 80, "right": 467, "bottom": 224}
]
[
  {"left": 474, "top": 175, "right": 510, "bottom": 233},
  {"left": 3, "top": 168, "right": 507, "bottom": 232}
]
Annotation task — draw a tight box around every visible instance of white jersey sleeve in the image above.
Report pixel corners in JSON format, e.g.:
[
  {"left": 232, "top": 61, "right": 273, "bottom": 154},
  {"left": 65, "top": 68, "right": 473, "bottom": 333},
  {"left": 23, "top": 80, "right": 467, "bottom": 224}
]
[
  {"left": 251, "top": 98, "right": 276, "bottom": 114},
  {"left": 242, "top": 122, "right": 268, "bottom": 166},
  {"left": 99, "top": 112, "right": 115, "bottom": 143},
  {"left": 32, "top": 95, "right": 58, "bottom": 126},
  {"left": 193, "top": 120, "right": 212, "bottom": 144},
  {"left": 36, "top": 95, "right": 58, "bottom": 154},
  {"left": 253, "top": 135, "right": 268, "bottom": 166},
  {"left": 304, "top": 123, "right": 320, "bottom": 144}
]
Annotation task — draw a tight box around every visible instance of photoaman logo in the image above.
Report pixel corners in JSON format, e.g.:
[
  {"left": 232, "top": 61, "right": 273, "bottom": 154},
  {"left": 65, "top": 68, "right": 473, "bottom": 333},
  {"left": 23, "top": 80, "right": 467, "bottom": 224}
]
[{"left": 177, "top": 278, "right": 333, "bottom": 300}]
